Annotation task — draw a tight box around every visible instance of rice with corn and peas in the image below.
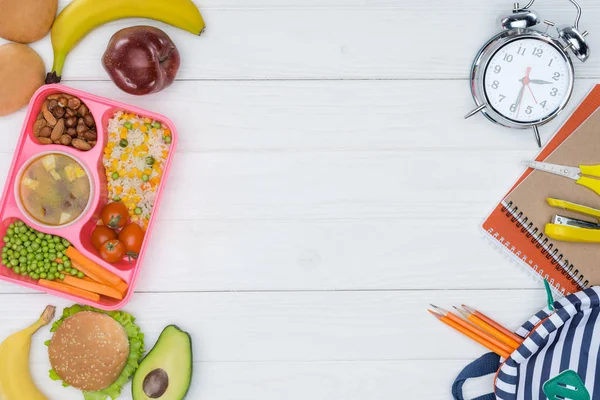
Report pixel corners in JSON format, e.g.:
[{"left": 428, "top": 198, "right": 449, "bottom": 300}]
[{"left": 104, "top": 111, "right": 172, "bottom": 230}]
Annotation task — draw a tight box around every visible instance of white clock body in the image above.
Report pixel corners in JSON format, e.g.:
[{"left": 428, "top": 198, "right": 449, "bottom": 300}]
[{"left": 470, "top": 29, "right": 574, "bottom": 129}]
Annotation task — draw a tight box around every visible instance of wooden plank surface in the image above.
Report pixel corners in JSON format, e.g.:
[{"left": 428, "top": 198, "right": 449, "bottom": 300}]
[{"left": 1, "top": 0, "right": 596, "bottom": 398}]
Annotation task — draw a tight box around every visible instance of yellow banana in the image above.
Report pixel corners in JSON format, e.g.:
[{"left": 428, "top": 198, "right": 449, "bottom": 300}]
[
  {"left": 46, "top": 0, "right": 205, "bottom": 83},
  {"left": 0, "top": 305, "right": 56, "bottom": 400}
]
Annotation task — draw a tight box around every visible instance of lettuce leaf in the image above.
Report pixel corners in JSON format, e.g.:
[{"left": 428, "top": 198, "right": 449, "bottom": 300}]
[{"left": 47, "top": 304, "right": 145, "bottom": 400}]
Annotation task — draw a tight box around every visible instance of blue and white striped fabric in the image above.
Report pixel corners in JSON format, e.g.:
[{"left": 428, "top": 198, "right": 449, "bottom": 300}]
[{"left": 495, "top": 286, "right": 600, "bottom": 399}]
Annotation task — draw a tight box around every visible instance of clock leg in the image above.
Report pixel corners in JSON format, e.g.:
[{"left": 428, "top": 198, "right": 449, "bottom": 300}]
[
  {"left": 464, "top": 104, "right": 486, "bottom": 119},
  {"left": 532, "top": 125, "right": 541, "bottom": 148}
]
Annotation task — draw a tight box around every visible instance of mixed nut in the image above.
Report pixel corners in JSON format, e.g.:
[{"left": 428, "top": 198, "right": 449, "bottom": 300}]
[{"left": 33, "top": 93, "right": 97, "bottom": 151}]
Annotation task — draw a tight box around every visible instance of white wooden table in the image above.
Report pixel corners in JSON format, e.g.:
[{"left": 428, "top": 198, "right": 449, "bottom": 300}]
[{"left": 0, "top": 0, "right": 598, "bottom": 398}]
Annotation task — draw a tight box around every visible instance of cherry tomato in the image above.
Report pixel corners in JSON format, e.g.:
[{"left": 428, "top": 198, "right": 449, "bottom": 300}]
[
  {"left": 101, "top": 202, "right": 128, "bottom": 229},
  {"left": 91, "top": 225, "right": 117, "bottom": 251},
  {"left": 119, "top": 223, "right": 144, "bottom": 259},
  {"left": 99, "top": 239, "right": 126, "bottom": 263}
]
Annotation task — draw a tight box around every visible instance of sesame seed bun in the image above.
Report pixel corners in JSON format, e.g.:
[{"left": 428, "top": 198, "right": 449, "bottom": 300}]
[{"left": 48, "top": 311, "right": 130, "bottom": 391}]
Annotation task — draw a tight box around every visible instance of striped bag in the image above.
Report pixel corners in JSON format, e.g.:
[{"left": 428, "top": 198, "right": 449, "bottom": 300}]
[{"left": 452, "top": 286, "right": 600, "bottom": 400}]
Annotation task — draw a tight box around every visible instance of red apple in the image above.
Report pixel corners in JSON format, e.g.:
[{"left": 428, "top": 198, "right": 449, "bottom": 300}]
[{"left": 102, "top": 26, "right": 180, "bottom": 95}]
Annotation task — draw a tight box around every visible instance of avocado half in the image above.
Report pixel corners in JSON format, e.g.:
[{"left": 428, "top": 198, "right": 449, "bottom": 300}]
[{"left": 132, "top": 325, "right": 193, "bottom": 400}]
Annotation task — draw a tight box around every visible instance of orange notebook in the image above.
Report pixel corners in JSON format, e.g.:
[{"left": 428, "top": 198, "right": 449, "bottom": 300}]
[{"left": 482, "top": 85, "right": 600, "bottom": 295}]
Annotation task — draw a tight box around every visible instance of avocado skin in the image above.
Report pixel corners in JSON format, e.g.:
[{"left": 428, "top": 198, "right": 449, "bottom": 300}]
[{"left": 132, "top": 325, "right": 193, "bottom": 400}]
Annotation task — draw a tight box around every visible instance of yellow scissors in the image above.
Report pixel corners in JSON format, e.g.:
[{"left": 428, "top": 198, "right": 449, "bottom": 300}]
[{"left": 523, "top": 160, "right": 600, "bottom": 196}]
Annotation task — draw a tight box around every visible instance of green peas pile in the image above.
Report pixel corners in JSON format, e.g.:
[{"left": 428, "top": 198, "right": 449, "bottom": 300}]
[{"left": 1, "top": 220, "right": 85, "bottom": 281}]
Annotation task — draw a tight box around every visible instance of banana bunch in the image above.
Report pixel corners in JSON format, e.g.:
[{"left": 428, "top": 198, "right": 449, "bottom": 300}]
[
  {"left": 46, "top": 0, "right": 206, "bottom": 83},
  {"left": 0, "top": 305, "right": 56, "bottom": 400}
]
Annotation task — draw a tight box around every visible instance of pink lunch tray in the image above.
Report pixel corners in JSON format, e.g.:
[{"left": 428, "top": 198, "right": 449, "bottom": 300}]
[{"left": 0, "top": 84, "right": 178, "bottom": 310}]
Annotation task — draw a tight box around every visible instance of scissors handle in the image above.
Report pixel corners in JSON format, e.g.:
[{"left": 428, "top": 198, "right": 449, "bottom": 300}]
[
  {"left": 579, "top": 165, "right": 600, "bottom": 177},
  {"left": 576, "top": 176, "right": 600, "bottom": 196}
]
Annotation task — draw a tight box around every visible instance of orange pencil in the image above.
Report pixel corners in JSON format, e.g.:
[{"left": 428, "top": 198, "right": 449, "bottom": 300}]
[
  {"left": 430, "top": 305, "right": 515, "bottom": 355},
  {"left": 462, "top": 304, "right": 523, "bottom": 345},
  {"left": 454, "top": 306, "right": 522, "bottom": 349},
  {"left": 429, "top": 309, "right": 511, "bottom": 359}
]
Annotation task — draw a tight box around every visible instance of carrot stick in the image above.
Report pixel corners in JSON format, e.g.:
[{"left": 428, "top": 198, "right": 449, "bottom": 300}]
[
  {"left": 65, "top": 247, "right": 120, "bottom": 285},
  {"left": 63, "top": 275, "right": 123, "bottom": 300},
  {"left": 39, "top": 279, "right": 100, "bottom": 302},
  {"left": 82, "top": 270, "right": 129, "bottom": 296}
]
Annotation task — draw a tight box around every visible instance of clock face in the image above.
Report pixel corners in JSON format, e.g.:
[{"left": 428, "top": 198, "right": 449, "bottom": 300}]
[{"left": 483, "top": 37, "right": 573, "bottom": 124}]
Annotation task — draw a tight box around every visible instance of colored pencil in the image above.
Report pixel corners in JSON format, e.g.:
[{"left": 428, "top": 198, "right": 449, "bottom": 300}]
[
  {"left": 462, "top": 304, "right": 523, "bottom": 345},
  {"left": 454, "top": 306, "right": 522, "bottom": 349},
  {"left": 430, "top": 305, "right": 515, "bottom": 355},
  {"left": 428, "top": 309, "right": 510, "bottom": 359}
]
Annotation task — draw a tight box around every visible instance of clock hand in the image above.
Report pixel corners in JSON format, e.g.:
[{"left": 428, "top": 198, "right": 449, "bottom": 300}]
[
  {"left": 515, "top": 84, "right": 526, "bottom": 118},
  {"left": 527, "top": 85, "right": 538, "bottom": 104},
  {"left": 529, "top": 79, "right": 553, "bottom": 85}
]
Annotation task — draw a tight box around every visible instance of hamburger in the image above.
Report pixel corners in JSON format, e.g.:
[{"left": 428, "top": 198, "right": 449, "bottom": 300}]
[{"left": 47, "top": 305, "right": 145, "bottom": 399}]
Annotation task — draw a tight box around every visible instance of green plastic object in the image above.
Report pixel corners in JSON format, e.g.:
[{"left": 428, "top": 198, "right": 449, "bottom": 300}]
[
  {"left": 543, "top": 370, "right": 590, "bottom": 400},
  {"left": 544, "top": 279, "right": 555, "bottom": 311}
]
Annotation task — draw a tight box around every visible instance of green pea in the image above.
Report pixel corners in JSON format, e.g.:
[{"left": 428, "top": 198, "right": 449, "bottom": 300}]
[
  {"left": 13, "top": 267, "right": 20, "bottom": 274},
  {"left": 34, "top": 238, "right": 41, "bottom": 244},
  {"left": 112, "top": 172, "right": 119, "bottom": 179},
  {"left": 56, "top": 244, "right": 65, "bottom": 252},
  {"left": 18, "top": 226, "right": 26, "bottom": 234},
  {"left": 77, "top": 272, "right": 84, "bottom": 279},
  {"left": 63, "top": 260, "right": 71, "bottom": 268},
  {"left": 10, "top": 259, "right": 18, "bottom": 267},
  {"left": 31, "top": 242, "right": 39, "bottom": 250},
  {"left": 49, "top": 267, "right": 57, "bottom": 274},
  {"left": 119, "top": 139, "right": 129, "bottom": 147},
  {"left": 28, "top": 233, "right": 35, "bottom": 241},
  {"left": 15, "top": 239, "right": 21, "bottom": 245},
  {"left": 57, "top": 264, "right": 64, "bottom": 272},
  {"left": 164, "top": 135, "right": 172, "bottom": 144},
  {"left": 47, "top": 273, "right": 55, "bottom": 281},
  {"left": 59, "top": 273, "right": 65, "bottom": 280},
  {"left": 51, "top": 262, "right": 58, "bottom": 267},
  {"left": 35, "top": 254, "right": 42, "bottom": 261},
  {"left": 124, "top": 121, "right": 133, "bottom": 129},
  {"left": 44, "top": 262, "right": 50, "bottom": 269},
  {"left": 41, "top": 246, "right": 48, "bottom": 252},
  {"left": 18, "top": 256, "right": 26, "bottom": 263},
  {"left": 19, "top": 249, "right": 27, "bottom": 256},
  {"left": 53, "top": 237, "right": 60, "bottom": 243},
  {"left": 62, "top": 239, "right": 70, "bottom": 247},
  {"left": 70, "top": 269, "right": 78, "bottom": 276},
  {"left": 152, "top": 122, "right": 162, "bottom": 129},
  {"left": 61, "top": 255, "right": 68, "bottom": 262},
  {"left": 40, "top": 272, "right": 46, "bottom": 279},
  {"left": 3, "top": 236, "right": 9, "bottom": 243},
  {"left": 145, "top": 123, "right": 152, "bottom": 130},
  {"left": 141, "top": 174, "right": 149, "bottom": 182},
  {"left": 48, "top": 243, "right": 55, "bottom": 249},
  {"left": 65, "top": 267, "right": 72, "bottom": 273},
  {"left": 32, "top": 273, "right": 39, "bottom": 280},
  {"left": 113, "top": 196, "right": 121, "bottom": 202},
  {"left": 44, "top": 234, "right": 51, "bottom": 240},
  {"left": 8, "top": 224, "right": 14, "bottom": 229},
  {"left": 37, "top": 261, "right": 43, "bottom": 267},
  {"left": 6, "top": 229, "right": 13, "bottom": 236},
  {"left": 134, "top": 207, "right": 142, "bottom": 215},
  {"left": 36, "top": 232, "right": 44, "bottom": 239},
  {"left": 145, "top": 156, "right": 155, "bottom": 166},
  {"left": 15, "top": 221, "right": 23, "bottom": 227},
  {"left": 56, "top": 252, "right": 63, "bottom": 259}
]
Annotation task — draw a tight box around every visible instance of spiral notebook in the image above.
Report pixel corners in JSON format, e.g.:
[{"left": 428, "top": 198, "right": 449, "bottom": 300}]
[{"left": 482, "top": 85, "right": 600, "bottom": 295}]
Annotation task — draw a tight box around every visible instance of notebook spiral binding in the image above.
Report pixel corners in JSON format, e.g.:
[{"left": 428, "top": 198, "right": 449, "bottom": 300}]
[{"left": 501, "top": 201, "right": 589, "bottom": 291}]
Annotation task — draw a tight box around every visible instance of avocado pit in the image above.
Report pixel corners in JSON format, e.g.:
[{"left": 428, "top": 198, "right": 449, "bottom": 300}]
[{"left": 143, "top": 368, "right": 169, "bottom": 398}]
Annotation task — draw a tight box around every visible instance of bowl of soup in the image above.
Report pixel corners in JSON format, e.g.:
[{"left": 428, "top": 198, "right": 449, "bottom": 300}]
[{"left": 15, "top": 152, "right": 93, "bottom": 228}]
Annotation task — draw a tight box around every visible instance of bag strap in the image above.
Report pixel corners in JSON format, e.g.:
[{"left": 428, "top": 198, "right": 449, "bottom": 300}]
[{"left": 452, "top": 352, "right": 501, "bottom": 400}]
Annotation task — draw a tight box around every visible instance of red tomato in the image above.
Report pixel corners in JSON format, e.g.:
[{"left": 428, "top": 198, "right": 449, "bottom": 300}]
[
  {"left": 119, "top": 223, "right": 144, "bottom": 259},
  {"left": 91, "top": 225, "right": 117, "bottom": 251},
  {"left": 99, "top": 239, "right": 126, "bottom": 263},
  {"left": 101, "top": 202, "right": 128, "bottom": 229}
]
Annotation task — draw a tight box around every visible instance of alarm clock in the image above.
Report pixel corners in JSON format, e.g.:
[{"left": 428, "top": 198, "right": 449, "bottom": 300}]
[{"left": 465, "top": 0, "right": 590, "bottom": 147}]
